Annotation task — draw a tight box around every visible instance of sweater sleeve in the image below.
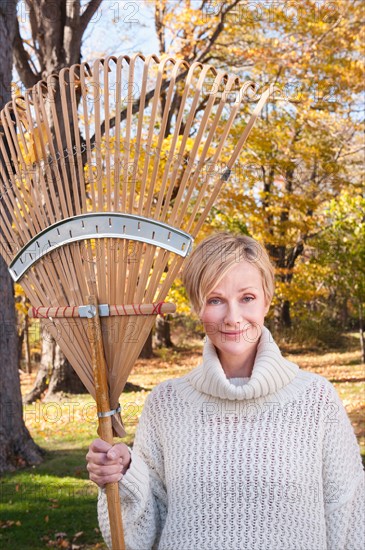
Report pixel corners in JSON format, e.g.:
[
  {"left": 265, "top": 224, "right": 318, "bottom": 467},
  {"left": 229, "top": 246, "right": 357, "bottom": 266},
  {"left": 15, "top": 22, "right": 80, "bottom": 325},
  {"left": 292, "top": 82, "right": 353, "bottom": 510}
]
[
  {"left": 322, "top": 383, "right": 365, "bottom": 550},
  {"left": 97, "top": 390, "right": 168, "bottom": 550}
]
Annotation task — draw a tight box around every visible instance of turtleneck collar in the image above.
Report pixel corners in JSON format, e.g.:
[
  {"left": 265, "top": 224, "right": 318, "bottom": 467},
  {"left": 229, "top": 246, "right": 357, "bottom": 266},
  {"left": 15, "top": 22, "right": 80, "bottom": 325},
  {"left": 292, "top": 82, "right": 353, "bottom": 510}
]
[{"left": 186, "top": 326, "right": 299, "bottom": 401}]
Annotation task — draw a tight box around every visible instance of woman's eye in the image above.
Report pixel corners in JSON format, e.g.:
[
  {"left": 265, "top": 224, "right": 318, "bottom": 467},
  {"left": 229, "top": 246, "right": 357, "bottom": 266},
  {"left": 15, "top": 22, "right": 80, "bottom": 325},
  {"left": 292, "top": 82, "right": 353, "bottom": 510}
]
[
  {"left": 242, "top": 296, "right": 254, "bottom": 303},
  {"left": 207, "top": 298, "right": 221, "bottom": 305}
]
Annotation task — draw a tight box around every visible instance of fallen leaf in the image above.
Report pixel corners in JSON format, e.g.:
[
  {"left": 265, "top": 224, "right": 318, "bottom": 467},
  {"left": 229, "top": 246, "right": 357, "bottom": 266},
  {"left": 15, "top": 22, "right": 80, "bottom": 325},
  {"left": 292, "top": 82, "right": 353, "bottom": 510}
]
[{"left": 55, "top": 532, "right": 67, "bottom": 539}]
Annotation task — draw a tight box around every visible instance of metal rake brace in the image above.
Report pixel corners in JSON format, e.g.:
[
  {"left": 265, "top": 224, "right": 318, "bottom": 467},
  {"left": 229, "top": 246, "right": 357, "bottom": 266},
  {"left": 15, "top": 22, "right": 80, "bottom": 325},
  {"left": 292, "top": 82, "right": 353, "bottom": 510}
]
[{"left": 8, "top": 213, "right": 192, "bottom": 282}]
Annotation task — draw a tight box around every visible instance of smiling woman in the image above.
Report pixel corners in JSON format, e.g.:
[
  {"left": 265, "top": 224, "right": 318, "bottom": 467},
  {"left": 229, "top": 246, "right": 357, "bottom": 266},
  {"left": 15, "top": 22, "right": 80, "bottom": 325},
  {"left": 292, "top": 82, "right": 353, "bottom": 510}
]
[
  {"left": 87, "top": 233, "right": 365, "bottom": 550},
  {"left": 186, "top": 234, "right": 273, "bottom": 378}
]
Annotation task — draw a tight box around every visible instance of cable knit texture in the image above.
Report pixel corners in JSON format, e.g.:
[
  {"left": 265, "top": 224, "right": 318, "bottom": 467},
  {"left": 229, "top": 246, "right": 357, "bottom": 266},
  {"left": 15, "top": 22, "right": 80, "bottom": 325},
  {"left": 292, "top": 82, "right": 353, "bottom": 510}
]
[{"left": 98, "top": 327, "right": 365, "bottom": 549}]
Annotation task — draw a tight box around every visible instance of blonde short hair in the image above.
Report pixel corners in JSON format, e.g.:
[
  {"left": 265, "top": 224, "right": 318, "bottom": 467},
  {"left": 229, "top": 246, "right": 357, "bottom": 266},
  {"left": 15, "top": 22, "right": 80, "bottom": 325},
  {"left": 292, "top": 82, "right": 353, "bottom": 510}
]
[{"left": 181, "top": 233, "right": 275, "bottom": 314}]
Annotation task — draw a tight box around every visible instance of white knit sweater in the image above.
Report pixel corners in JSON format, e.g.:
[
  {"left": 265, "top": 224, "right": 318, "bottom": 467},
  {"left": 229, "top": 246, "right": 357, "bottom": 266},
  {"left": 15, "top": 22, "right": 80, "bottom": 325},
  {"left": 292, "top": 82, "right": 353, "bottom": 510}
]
[{"left": 98, "top": 327, "right": 365, "bottom": 550}]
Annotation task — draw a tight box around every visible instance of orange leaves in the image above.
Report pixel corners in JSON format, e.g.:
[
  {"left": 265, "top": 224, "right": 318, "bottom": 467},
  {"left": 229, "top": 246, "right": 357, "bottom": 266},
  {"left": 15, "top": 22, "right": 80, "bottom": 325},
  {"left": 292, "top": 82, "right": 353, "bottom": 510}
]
[
  {"left": 155, "top": 0, "right": 222, "bottom": 60},
  {"left": 41, "top": 529, "right": 85, "bottom": 548},
  {"left": 0, "top": 520, "right": 22, "bottom": 528}
]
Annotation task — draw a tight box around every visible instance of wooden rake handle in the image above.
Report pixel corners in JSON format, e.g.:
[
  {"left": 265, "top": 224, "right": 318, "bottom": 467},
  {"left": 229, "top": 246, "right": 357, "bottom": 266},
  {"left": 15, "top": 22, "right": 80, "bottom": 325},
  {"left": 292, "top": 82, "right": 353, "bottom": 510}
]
[{"left": 87, "top": 295, "right": 125, "bottom": 550}]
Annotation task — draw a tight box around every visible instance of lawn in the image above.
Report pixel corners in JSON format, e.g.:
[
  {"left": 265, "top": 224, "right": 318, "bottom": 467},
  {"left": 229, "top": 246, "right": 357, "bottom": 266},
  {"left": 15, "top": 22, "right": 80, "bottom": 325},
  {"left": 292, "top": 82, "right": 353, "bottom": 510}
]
[{"left": 0, "top": 333, "right": 364, "bottom": 549}]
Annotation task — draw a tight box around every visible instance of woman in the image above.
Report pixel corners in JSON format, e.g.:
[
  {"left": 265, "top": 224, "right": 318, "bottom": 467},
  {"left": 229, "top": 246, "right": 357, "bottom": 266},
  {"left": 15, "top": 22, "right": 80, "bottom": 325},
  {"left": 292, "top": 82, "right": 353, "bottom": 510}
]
[{"left": 87, "top": 233, "right": 364, "bottom": 550}]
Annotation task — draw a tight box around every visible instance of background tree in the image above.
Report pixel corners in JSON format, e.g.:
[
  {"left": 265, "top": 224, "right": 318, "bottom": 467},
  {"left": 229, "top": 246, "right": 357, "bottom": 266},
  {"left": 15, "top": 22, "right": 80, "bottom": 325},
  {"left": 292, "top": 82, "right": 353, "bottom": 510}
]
[
  {"left": 0, "top": 0, "right": 43, "bottom": 473},
  {"left": 144, "top": 0, "right": 364, "bottom": 346},
  {"left": 158, "top": 0, "right": 364, "bottom": 332},
  {"left": 211, "top": 0, "right": 364, "bottom": 328},
  {"left": 306, "top": 191, "right": 365, "bottom": 356},
  {"left": 14, "top": 0, "right": 103, "bottom": 402}
]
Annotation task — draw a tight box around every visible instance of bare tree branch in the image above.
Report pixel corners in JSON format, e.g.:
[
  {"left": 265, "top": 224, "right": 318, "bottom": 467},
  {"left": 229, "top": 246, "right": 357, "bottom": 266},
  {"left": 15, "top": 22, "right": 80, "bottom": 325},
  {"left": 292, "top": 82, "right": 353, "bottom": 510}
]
[
  {"left": 80, "top": 0, "right": 103, "bottom": 35},
  {"left": 64, "top": 0, "right": 82, "bottom": 65},
  {"left": 338, "top": 146, "right": 365, "bottom": 159},
  {"left": 194, "top": 0, "right": 241, "bottom": 64},
  {"left": 13, "top": 16, "right": 40, "bottom": 88},
  {"left": 155, "top": 0, "right": 167, "bottom": 55}
]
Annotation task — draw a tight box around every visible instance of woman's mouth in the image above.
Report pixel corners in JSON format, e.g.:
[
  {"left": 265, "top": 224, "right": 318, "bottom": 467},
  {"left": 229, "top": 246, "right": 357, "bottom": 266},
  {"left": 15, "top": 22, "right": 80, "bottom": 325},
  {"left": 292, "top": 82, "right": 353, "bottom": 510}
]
[{"left": 219, "top": 330, "right": 247, "bottom": 339}]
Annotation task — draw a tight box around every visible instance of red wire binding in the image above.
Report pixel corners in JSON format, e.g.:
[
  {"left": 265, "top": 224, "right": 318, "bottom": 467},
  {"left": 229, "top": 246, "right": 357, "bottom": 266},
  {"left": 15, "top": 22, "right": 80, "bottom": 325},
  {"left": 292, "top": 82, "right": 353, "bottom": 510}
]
[
  {"left": 34, "top": 306, "right": 46, "bottom": 318},
  {"left": 152, "top": 302, "right": 164, "bottom": 315}
]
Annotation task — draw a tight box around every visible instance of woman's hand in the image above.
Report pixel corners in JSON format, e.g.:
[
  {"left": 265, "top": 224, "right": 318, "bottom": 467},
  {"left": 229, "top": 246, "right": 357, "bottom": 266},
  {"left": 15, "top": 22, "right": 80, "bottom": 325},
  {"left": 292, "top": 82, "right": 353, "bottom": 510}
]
[{"left": 86, "top": 438, "right": 131, "bottom": 488}]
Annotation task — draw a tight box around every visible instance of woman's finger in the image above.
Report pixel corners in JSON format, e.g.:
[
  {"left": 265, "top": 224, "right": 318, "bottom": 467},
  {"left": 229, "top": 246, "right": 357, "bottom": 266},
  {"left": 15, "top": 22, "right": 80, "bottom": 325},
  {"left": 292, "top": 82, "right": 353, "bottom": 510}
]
[
  {"left": 89, "top": 438, "right": 112, "bottom": 453},
  {"left": 86, "top": 449, "right": 120, "bottom": 465},
  {"left": 89, "top": 471, "right": 123, "bottom": 487}
]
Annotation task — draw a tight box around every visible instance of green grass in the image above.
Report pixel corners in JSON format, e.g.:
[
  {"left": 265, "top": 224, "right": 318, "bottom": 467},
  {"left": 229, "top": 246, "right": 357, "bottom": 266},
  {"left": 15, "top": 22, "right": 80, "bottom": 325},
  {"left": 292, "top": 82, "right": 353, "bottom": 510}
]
[
  {"left": 0, "top": 409, "right": 105, "bottom": 550},
  {"left": 0, "top": 468, "right": 100, "bottom": 549},
  {"left": 1, "top": 333, "right": 364, "bottom": 548}
]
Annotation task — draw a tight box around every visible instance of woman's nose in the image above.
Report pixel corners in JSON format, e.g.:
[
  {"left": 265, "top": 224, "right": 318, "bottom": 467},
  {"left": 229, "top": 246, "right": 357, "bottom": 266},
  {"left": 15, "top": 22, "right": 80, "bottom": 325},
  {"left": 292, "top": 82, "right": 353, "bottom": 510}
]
[{"left": 223, "top": 302, "right": 243, "bottom": 325}]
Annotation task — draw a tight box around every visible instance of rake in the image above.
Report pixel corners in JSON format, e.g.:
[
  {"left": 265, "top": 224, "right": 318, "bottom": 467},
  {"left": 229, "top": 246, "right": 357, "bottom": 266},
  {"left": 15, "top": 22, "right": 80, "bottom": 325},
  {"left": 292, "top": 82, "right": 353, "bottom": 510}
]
[{"left": 0, "top": 53, "right": 272, "bottom": 549}]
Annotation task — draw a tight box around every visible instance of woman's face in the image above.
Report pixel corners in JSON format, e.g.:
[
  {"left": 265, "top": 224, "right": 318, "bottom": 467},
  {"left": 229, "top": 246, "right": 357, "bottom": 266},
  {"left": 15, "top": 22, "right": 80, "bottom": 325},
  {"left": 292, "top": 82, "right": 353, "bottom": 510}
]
[{"left": 200, "top": 260, "right": 269, "bottom": 368}]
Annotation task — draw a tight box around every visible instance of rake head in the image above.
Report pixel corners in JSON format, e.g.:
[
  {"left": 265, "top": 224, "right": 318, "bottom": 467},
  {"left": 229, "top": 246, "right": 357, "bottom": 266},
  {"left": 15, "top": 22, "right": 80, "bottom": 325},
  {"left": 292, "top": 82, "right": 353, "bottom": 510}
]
[{"left": 0, "top": 53, "right": 271, "bottom": 435}]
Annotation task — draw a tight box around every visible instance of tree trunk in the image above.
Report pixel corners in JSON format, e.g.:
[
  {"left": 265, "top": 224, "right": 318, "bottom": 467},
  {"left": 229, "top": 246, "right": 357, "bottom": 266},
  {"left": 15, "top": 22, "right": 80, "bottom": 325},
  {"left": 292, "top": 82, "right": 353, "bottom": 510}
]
[
  {"left": 0, "top": 257, "right": 44, "bottom": 472},
  {"left": 24, "top": 337, "right": 87, "bottom": 404},
  {"left": 273, "top": 303, "right": 282, "bottom": 333},
  {"left": 155, "top": 317, "right": 174, "bottom": 348},
  {"left": 359, "top": 303, "right": 365, "bottom": 364},
  {"left": 340, "top": 297, "right": 349, "bottom": 328},
  {"left": 281, "top": 300, "right": 292, "bottom": 328},
  {"left": 18, "top": 325, "right": 25, "bottom": 369},
  {"left": 45, "top": 345, "right": 87, "bottom": 400},
  {"left": 24, "top": 315, "right": 32, "bottom": 374},
  {"left": 23, "top": 337, "right": 54, "bottom": 405},
  {"left": 0, "top": 0, "right": 43, "bottom": 473},
  {"left": 139, "top": 330, "right": 153, "bottom": 359}
]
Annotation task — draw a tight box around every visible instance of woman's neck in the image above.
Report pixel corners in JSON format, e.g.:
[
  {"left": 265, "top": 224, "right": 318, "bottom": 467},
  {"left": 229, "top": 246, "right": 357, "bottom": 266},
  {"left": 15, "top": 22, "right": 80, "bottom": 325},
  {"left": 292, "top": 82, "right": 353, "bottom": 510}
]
[{"left": 217, "top": 344, "right": 258, "bottom": 378}]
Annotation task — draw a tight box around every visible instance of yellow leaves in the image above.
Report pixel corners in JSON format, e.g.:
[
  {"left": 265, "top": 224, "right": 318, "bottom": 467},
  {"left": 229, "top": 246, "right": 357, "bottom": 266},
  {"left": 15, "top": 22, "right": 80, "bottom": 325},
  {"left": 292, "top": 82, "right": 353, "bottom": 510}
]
[
  {"left": 15, "top": 283, "right": 34, "bottom": 326},
  {"left": 167, "top": 279, "right": 190, "bottom": 315},
  {"left": 19, "top": 123, "right": 49, "bottom": 165},
  {"left": 15, "top": 102, "right": 49, "bottom": 165},
  {"left": 15, "top": 301, "right": 28, "bottom": 316},
  {"left": 15, "top": 283, "right": 25, "bottom": 299},
  {"left": 157, "top": 1, "right": 221, "bottom": 58}
]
